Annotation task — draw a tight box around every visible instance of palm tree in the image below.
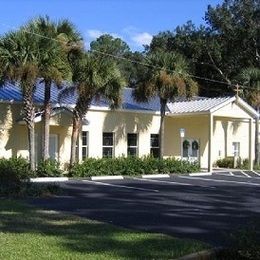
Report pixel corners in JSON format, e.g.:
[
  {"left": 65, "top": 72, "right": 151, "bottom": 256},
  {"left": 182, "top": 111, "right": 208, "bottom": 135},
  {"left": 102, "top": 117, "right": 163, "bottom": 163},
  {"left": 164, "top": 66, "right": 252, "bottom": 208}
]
[
  {"left": 0, "top": 30, "right": 39, "bottom": 170},
  {"left": 27, "top": 16, "right": 82, "bottom": 161},
  {"left": 133, "top": 51, "right": 198, "bottom": 159},
  {"left": 61, "top": 52, "right": 125, "bottom": 166},
  {"left": 238, "top": 67, "right": 260, "bottom": 166}
]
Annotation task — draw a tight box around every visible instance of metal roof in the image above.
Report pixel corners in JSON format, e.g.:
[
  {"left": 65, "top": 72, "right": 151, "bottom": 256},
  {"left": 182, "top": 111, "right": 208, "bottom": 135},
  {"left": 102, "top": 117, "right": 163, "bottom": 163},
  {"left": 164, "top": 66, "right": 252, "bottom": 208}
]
[
  {"left": 2, "top": 82, "right": 254, "bottom": 116},
  {"left": 167, "top": 97, "right": 232, "bottom": 114}
]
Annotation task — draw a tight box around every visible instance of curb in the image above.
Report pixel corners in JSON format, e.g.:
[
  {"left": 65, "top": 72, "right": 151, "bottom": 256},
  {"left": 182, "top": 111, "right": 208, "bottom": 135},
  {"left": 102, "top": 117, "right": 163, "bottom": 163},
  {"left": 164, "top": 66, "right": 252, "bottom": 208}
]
[
  {"left": 189, "top": 172, "right": 212, "bottom": 177},
  {"left": 91, "top": 176, "right": 124, "bottom": 181},
  {"left": 176, "top": 247, "right": 223, "bottom": 260},
  {"left": 142, "top": 174, "right": 170, "bottom": 178},
  {"left": 30, "top": 177, "right": 69, "bottom": 183}
]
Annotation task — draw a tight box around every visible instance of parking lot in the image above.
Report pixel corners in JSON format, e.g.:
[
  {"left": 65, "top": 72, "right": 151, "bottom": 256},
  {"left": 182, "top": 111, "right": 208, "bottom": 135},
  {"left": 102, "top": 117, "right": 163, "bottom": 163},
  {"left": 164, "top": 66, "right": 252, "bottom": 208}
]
[{"left": 28, "top": 170, "right": 260, "bottom": 247}]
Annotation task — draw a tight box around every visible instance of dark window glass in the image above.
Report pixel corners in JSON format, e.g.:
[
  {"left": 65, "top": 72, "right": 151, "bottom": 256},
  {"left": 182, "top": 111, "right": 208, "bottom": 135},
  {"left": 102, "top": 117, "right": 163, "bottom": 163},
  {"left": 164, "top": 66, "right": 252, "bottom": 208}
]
[
  {"left": 150, "top": 134, "right": 159, "bottom": 147},
  {"left": 82, "top": 131, "right": 88, "bottom": 146},
  {"left": 103, "top": 147, "right": 113, "bottom": 158},
  {"left": 127, "top": 133, "right": 137, "bottom": 147},
  {"left": 150, "top": 148, "right": 160, "bottom": 158},
  {"left": 82, "top": 147, "right": 87, "bottom": 160},
  {"left": 103, "top": 133, "right": 113, "bottom": 146},
  {"left": 128, "top": 148, "right": 137, "bottom": 156}
]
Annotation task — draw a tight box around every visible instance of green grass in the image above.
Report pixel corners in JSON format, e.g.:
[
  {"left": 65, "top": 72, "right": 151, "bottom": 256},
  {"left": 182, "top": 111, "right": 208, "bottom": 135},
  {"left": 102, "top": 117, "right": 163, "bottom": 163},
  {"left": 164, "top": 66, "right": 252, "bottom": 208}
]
[{"left": 0, "top": 200, "right": 209, "bottom": 259}]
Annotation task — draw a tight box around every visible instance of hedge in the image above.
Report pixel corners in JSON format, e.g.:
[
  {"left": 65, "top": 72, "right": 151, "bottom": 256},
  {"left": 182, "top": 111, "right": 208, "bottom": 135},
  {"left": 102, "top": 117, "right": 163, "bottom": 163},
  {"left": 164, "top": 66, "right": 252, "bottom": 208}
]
[{"left": 69, "top": 156, "right": 200, "bottom": 177}]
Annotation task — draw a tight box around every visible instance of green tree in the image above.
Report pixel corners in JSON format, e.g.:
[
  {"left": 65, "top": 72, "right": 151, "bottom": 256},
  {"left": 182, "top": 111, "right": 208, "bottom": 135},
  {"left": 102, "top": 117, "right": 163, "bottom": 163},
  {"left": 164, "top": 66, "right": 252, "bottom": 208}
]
[
  {"left": 62, "top": 52, "right": 125, "bottom": 166},
  {"left": 238, "top": 67, "right": 260, "bottom": 165},
  {"left": 0, "top": 30, "right": 39, "bottom": 170},
  {"left": 133, "top": 51, "right": 198, "bottom": 159},
  {"left": 27, "top": 16, "right": 82, "bottom": 161}
]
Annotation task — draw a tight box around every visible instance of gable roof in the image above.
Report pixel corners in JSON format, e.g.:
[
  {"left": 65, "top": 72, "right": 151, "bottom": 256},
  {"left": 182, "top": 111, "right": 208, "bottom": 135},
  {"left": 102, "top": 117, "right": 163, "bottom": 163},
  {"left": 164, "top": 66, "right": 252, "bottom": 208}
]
[{"left": 0, "top": 82, "right": 258, "bottom": 117}]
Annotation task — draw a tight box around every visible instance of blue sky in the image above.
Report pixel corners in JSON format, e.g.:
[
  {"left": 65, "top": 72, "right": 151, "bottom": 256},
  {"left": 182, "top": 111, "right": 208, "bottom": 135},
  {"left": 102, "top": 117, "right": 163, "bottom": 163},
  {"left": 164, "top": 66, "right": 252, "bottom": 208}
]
[{"left": 0, "top": 0, "right": 221, "bottom": 50}]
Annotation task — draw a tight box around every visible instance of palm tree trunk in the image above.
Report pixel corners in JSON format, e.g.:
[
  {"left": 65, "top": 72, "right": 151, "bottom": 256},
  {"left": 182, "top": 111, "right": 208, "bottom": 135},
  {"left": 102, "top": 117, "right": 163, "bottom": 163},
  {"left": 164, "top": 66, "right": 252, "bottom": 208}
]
[
  {"left": 159, "top": 99, "right": 167, "bottom": 160},
  {"left": 42, "top": 80, "right": 52, "bottom": 161},
  {"left": 70, "top": 111, "right": 81, "bottom": 167},
  {"left": 255, "top": 107, "right": 259, "bottom": 166},
  {"left": 23, "top": 88, "right": 36, "bottom": 171}
]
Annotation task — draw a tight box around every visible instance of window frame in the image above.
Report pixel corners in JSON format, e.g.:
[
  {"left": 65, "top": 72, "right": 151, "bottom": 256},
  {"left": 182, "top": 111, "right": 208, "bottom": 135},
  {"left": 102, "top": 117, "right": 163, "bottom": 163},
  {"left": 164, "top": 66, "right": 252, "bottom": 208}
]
[
  {"left": 232, "top": 142, "right": 240, "bottom": 157},
  {"left": 127, "top": 133, "right": 138, "bottom": 157},
  {"left": 81, "top": 131, "right": 88, "bottom": 160},
  {"left": 150, "top": 134, "right": 160, "bottom": 158},
  {"left": 102, "top": 132, "right": 114, "bottom": 158}
]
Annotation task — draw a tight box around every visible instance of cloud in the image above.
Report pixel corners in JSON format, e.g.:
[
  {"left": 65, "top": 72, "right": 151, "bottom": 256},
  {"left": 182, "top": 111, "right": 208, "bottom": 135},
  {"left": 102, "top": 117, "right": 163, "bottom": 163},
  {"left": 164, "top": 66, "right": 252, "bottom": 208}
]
[
  {"left": 131, "top": 32, "right": 153, "bottom": 46},
  {"left": 86, "top": 29, "right": 121, "bottom": 40}
]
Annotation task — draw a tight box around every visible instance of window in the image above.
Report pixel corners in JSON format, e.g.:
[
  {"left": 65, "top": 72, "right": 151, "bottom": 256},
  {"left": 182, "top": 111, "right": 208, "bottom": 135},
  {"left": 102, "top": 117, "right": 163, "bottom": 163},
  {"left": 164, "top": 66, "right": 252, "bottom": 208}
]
[
  {"left": 182, "top": 139, "right": 199, "bottom": 160},
  {"left": 103, "top": 132, "right": 114, "bottom": 158},
  {"left": 232, "top": 142, "right": 240, "bottom": 156},
  {"left": 82, "top": 131, "right": 88, "bottom": 160},
  {"left": 127, "top": 133, "right": 138, "bottom": 156},
  {"left": 150, "top": 134, "right": 160, "bottom": 158}
]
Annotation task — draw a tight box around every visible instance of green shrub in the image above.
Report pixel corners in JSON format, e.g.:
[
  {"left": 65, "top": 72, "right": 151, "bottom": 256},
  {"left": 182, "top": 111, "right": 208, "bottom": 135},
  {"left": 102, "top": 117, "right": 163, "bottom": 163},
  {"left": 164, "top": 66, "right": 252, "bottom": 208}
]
[
  {"left": 36, "top": 159, "right": 63, "bottom": 177},
  {"left": 69, "top": 156, "right": 200, "bottom": 177},
  {"left": 216, "top": 157, "right": 234, "bottom": 168}
]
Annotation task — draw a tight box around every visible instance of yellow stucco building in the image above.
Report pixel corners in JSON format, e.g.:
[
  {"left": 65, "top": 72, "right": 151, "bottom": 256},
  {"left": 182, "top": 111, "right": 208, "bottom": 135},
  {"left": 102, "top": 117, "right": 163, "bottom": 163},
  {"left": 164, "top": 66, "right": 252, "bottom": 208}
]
[{"left": 0, "top": 85, "right": 258, "bottom": 171}]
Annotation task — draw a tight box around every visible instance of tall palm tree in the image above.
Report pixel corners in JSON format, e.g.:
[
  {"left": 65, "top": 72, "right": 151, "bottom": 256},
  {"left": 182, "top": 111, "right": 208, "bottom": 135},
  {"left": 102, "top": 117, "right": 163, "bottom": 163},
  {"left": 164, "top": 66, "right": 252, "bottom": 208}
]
[
  {"left": 0, "top": 30, "right": 39, "bottom": 170},
  {"left": 61, "top": 52, "right": 125, "bottom": 166},
  {"left": 27, "top": 17, "right": 82, "bottom": 161},
  {"left": 133, "top": 51, "right": 198, "bottom": 159},
  {"left": 238, "top": 67, "right": 260, "bottom": 166}
]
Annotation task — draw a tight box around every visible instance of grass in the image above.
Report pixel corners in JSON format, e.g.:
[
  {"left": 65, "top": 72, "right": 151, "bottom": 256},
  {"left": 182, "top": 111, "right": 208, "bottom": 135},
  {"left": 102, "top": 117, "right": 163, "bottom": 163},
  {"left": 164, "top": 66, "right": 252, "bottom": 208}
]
[{"left": 0, "top": 200, "right": 209, "bottom": 259}]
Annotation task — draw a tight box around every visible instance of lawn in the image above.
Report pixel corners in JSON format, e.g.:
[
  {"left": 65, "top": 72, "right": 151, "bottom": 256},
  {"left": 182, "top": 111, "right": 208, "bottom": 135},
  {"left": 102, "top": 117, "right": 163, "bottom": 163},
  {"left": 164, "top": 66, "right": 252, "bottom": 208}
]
[{"left": 0, "top": 200, "right": 209, "bottom": 259}]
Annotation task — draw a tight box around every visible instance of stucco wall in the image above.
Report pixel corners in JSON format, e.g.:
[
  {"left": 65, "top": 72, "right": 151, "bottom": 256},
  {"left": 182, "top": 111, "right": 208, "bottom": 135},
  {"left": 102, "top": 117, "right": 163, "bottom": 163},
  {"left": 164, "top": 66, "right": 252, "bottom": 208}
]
[{"left": 81, "top": 109, "right": 160, "bottom": 159}]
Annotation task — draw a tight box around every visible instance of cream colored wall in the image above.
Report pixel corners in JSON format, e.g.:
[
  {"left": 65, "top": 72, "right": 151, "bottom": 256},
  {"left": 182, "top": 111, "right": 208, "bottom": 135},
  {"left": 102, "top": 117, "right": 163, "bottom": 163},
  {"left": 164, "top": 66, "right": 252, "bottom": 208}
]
[
  {"left": 81, "top": 109, "right": 160, "bottom": 159},
  {"left": 212, "top": 118, "right": 251, "bottom": 162},
  {"left": 164, "top": 115, "right": 209, "bottom": 168}
]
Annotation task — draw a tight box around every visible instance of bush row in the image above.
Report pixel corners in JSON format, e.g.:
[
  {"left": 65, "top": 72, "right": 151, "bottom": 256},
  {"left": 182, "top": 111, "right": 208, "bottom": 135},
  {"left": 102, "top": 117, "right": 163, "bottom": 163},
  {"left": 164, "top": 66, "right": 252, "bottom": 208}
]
[
  {"left": 69, "top": 156, "right": 200, "bottom": 177},
  {"left": 215, "top": 157, "right": 250, "bottom": 169}
]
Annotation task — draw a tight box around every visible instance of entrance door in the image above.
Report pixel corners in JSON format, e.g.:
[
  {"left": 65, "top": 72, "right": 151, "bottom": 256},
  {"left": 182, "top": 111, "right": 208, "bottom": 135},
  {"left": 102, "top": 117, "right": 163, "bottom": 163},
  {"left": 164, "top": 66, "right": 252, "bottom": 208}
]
[
  {"left": 182, "top": 139, "right": 199, "bottom": 162},
  {"left": 49, "top": 134, "right": 58, "bottom": 160}
]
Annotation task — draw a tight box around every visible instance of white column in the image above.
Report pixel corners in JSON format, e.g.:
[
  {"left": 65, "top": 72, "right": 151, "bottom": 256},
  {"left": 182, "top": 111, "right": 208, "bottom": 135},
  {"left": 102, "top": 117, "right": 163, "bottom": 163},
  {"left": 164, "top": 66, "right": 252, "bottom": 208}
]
[
  {"left": 208, "top": 114, "right": 213, "bottom": 172},
  {"left": 249, "top": 118, "right": 253, "bottom": 171}
]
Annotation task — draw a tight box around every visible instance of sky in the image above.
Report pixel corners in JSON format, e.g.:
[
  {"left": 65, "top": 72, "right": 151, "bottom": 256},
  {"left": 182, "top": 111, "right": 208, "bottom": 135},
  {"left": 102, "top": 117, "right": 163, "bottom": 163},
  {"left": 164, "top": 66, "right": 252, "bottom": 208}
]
[{"left": 0, "top": 0, "right": 221, "bottom": 51}]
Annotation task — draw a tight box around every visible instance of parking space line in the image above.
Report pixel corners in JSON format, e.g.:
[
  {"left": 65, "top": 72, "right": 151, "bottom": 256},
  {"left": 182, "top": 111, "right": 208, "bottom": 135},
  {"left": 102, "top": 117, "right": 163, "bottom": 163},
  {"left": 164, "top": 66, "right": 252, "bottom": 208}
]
[
  {"left": 252, "top": 170, "right": 260, "bottom": 177},
  {"left": 82, "top": 180, "right": 159, "bottom": 192},
  {"left": 179, "top": 176, "right": 260, "bottom": 186},
  {"left": 229, "top": 172, "right": 234, "bottom": 176},
  {"left": 132, "top": 177, "right": 192, "bottom": 186},
  {"left": 240, "top": 171, "right": 251, "bottom": 178}
]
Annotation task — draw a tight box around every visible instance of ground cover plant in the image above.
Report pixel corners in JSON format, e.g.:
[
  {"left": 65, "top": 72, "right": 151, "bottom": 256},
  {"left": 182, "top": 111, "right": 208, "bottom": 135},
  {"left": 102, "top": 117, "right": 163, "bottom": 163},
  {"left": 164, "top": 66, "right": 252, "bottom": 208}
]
[
  {"left": 0, "top": 200, "right": 209, "bottom": 260},
  {"left": 69, "top": 156, "right": 200, "bottom": 177}
]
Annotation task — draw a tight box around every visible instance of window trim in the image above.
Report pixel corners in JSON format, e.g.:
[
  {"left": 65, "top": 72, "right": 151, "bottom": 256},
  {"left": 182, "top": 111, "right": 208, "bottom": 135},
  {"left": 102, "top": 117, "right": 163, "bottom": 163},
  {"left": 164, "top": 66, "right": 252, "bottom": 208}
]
[
  {"left": 232, "top": 141, "right": 240, "bottom": 157},
  {"left": 150, "top": 134, "right": 160, "bottom": 158},
  {"left": 81, "top": 131, "right": 88, "bottom": 160},
  {"left": 102, "top": 132, "right": 114, "bottom": 158},
  {"left": 127, "top": 133, "right": 138, "bottom": 156}
]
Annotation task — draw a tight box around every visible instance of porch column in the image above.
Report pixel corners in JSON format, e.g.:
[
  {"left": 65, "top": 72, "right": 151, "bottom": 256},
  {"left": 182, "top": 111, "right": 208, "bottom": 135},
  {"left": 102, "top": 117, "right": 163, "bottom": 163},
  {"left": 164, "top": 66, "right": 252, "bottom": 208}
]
[
  {"left": 208, "top": 114, "right": 213, "bottom": 172},
  {"left": 249, "top": 118, "right": 253, "bottom": 171}
]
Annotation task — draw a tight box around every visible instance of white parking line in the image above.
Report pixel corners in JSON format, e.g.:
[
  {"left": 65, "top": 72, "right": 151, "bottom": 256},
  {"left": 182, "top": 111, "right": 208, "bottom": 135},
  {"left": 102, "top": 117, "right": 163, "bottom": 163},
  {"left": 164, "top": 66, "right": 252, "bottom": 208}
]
[
  {"left": 82, "top": 180, "right": 159, "bottom": 192},
  {"left": 132, "top": 177, "right": 192, "bottom": 186},
  {"left": 179, "top": 176, "right": 260, "bottom": 186},
  {"left": 229, "top": 172, "right": 234, "bottom": 176},
  {"left": 240, "top": 171, "right": 251, "bottom": 178},
  {"left": 252, "top": 170, "right": 260, "bottom": 177}
]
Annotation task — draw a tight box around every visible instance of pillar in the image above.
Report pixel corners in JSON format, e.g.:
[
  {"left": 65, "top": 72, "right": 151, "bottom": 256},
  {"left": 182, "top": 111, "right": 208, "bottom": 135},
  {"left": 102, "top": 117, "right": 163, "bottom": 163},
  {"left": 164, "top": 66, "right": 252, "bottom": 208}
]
[{"left": 208, "top": 114, "right": 213, "bottom": 172}]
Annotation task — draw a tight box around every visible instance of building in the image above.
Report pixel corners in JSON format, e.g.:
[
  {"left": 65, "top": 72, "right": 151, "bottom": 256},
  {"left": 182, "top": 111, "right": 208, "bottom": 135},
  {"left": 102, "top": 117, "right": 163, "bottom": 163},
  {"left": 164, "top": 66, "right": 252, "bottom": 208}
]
[{"left": 0, "top": 83, "right": 258, "bottom": 171}]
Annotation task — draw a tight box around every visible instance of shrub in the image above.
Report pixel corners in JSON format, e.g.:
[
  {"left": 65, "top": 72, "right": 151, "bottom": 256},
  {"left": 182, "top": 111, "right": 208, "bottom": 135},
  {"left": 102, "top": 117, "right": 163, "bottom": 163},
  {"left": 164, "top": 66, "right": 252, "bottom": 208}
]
[
  {"left": 36, "top": 159, "right": 63, "bottom": 177},
  {"left": 215, "top": 157, "right": 234, "bottom": 168},
  {"left": 0, "top": 157, "right": 32, "bottom": 195},
  {"left": 69, "top": 156, "right": 200, "bottom": 177}
]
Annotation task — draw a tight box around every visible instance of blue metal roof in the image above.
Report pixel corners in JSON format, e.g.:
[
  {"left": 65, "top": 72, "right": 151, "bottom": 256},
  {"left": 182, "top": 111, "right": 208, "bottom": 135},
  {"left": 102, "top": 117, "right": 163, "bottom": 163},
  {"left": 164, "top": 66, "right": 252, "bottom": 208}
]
[{"left": 0, "top": 82, "right": 161, "bottom": 112}]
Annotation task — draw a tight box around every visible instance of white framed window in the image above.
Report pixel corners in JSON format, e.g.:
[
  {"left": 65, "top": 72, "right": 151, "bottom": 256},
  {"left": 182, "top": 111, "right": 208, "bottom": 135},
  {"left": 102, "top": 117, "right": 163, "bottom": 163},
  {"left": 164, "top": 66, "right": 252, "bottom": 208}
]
[
  {"left": 232, "top": 142, "right": 240, "bottom": 156},
  {"left": 103, "top": 132, "right": 114, "bottom": 158},
  {"left": 182, "top": 139, "right": 199, "bottom": 160},
  {"left": 150, "top": 134, "right": 160, "bottom": 158},
  {"left": 127, "top": 133, "right": 138, "bottom": 156},
  {"left": 82, "top": 131, "right": 88, "bottom": 160}
]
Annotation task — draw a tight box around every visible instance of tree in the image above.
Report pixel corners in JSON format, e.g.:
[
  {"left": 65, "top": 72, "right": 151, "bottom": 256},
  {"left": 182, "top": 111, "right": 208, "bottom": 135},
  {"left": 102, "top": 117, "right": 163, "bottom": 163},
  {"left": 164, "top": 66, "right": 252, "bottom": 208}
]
[
  {"left": 61, "top": 52, "right": 125, "bottom": 166},
  {"left": 133, "top": 51, "right": 198, "bottom": 159},
  {"left": 27, "top": 16, "right": 82, "bottom": 161},
  {"left": 0, "top": 30, "right": 39, "bottom": 170},
  {"left": 238, "top": 67, "right": 260, "bottom": 165},
  {"left": 90, "top": 34, "right": 147, "bottom": 88}
]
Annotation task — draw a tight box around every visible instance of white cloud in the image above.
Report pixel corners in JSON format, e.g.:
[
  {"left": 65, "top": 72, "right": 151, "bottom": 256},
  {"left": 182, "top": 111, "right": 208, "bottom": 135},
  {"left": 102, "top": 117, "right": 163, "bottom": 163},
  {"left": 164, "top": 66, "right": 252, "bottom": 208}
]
[
  {"left": 86, "top": 29, "right": 121, "bottom": 40},
  {"left": 131, "top": 32, "right": 153, "bottom": 46}
]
